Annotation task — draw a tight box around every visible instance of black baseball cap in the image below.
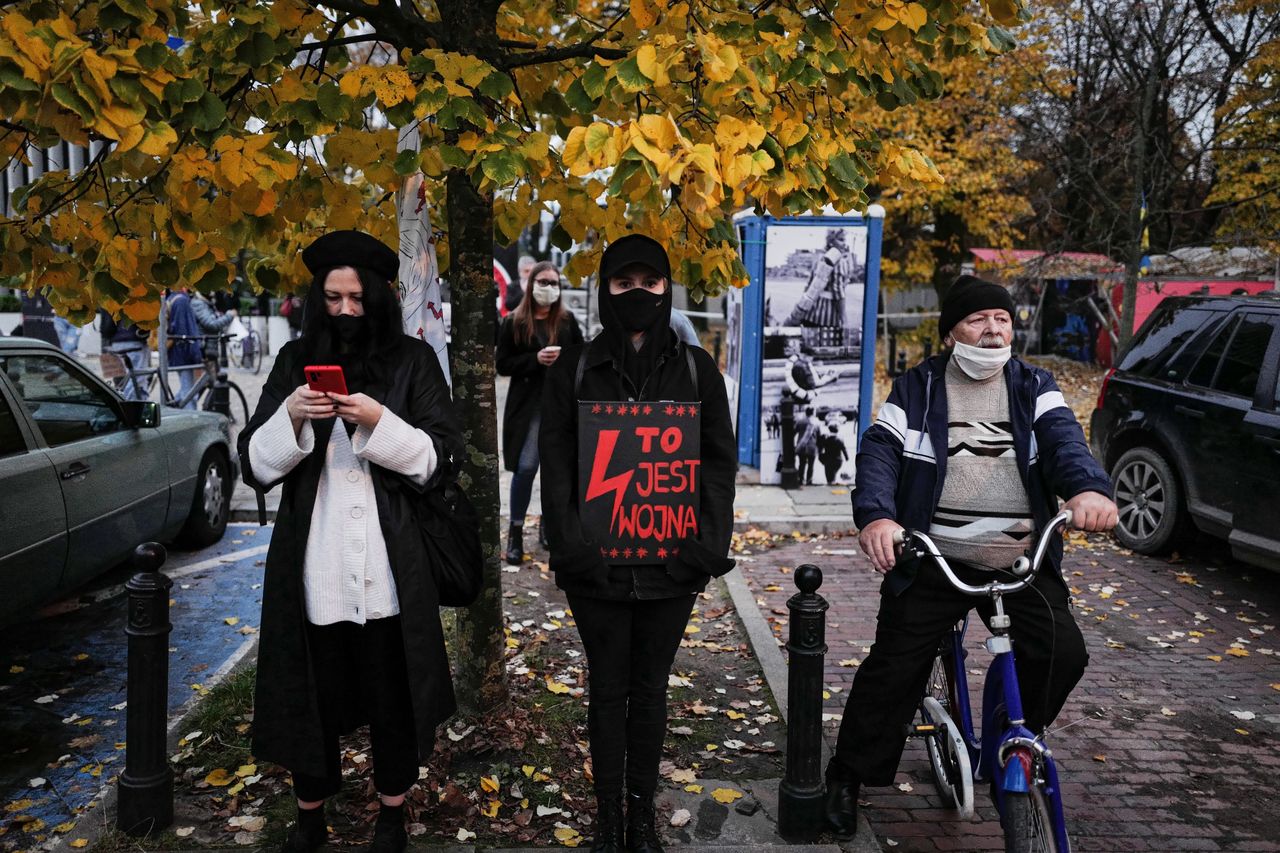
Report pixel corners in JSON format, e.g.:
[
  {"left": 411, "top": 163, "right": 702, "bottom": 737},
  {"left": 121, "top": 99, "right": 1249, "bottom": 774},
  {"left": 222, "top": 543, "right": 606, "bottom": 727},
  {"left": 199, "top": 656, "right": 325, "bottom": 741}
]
[{"left": 599, "top": 233, "right": 671, "bottom": 282}]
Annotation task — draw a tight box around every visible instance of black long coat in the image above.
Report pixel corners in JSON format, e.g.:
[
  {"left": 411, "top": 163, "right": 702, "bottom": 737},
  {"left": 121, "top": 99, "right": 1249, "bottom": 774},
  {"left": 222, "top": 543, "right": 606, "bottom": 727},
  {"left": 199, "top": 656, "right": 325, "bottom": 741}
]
[
  {"left": 495, "top": 313, "right": 583, "bottom": 472},
  {"left": 237, "top": 337, "right": 463, "bottom": 778},
  {"left": 539, "top": 333, "right": 737, "bottom": 601}
]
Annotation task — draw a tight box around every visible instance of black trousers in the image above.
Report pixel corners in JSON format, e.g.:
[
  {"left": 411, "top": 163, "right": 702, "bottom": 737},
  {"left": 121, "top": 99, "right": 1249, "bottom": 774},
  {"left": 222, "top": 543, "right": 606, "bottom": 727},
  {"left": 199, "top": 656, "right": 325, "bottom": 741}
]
[
  {"left": 292, "top": 616, "right": 420, "bottom": 802},
  {"left": 567, "top": 593, "right": 697, "bottom": 798},
  {"left": 830, "top": 558, "right": 1088, "bottom": 786}
]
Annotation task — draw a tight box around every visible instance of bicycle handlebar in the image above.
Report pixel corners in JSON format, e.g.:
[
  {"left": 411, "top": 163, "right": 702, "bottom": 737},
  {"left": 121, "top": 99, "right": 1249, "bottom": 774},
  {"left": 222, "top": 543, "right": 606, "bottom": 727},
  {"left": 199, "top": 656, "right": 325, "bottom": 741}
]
[{"left": 892, "top": 509, "right": 1074, "bottom": 597}]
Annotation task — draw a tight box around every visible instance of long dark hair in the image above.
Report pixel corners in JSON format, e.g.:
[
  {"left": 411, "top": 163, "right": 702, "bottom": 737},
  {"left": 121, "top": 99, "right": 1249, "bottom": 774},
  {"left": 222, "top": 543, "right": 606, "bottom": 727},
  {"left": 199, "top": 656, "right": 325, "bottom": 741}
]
[
  {"left": 299, "top": 265, "right": 403, "bottom": 380},
  {"left": 510, "top": 260, "right": 569, "bottom": 347}
]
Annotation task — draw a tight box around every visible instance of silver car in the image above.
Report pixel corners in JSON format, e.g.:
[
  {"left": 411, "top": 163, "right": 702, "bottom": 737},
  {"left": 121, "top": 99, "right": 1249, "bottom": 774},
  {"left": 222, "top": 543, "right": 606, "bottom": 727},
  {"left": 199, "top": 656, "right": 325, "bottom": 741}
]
[{"left": 0, "top": 337, "right": 236, "bottom": 625}]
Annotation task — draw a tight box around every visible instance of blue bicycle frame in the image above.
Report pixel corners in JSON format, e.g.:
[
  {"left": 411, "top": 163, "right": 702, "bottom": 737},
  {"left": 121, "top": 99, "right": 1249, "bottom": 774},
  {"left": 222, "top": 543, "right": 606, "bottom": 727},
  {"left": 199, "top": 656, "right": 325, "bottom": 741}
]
[{"left": 910, "top": 509, "right": 1076, "bottom": 853}]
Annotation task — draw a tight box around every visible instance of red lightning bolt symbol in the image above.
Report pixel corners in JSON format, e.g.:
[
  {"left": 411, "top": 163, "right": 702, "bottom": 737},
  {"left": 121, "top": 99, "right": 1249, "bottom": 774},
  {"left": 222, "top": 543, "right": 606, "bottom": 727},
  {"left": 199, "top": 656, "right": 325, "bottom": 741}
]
[{"left": 584, "top": 429, "right": 633, "bottom": 528}]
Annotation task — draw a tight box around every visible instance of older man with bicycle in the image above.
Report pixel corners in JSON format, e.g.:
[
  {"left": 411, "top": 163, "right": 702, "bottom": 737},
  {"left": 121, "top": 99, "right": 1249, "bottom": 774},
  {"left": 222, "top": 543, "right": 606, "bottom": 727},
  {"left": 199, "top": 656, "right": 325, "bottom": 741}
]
[{"left": 825, "top": 275, "right": 1118, "bottom": 838}]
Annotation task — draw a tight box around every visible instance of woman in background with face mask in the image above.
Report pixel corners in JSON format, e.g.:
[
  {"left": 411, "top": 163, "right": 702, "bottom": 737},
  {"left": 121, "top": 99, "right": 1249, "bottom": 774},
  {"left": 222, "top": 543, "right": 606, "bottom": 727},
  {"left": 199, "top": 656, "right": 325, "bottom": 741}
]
[
  {"left": 238, "top": 230, "right": 463, "bottom": 853},
  {"left": 496, "top": 260, "right": 584, "bottom": 564},
  {"left": 539, "top": 235, "right": 737, "bottom": 852}
]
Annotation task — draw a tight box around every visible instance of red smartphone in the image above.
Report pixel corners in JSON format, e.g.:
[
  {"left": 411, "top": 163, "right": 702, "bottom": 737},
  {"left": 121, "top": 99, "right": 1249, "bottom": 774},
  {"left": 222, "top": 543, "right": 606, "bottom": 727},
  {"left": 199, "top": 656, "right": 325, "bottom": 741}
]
[{"left": 304, "top": 365, "right": 348, "bottom": 396}]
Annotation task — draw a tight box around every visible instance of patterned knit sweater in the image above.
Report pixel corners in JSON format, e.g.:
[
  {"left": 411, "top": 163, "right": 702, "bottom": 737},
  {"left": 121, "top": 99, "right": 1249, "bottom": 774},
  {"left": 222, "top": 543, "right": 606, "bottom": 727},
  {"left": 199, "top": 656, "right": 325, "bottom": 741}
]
[{"left": 926, "top": 357, "right": 1035, "bottom": 570}]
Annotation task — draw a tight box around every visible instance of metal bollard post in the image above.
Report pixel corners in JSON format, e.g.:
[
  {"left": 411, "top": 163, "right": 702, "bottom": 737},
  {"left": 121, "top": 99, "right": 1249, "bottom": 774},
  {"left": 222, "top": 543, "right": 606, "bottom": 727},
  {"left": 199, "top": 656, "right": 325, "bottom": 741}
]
[
  {"left": 887, "top": 331, "right": 898, "bottom": 377},
  {"left": 778, "top": 564, "right": 829, "bottom": 839},
  {"left": 117, "top": 543, "right": 174, "bottom": 837},
  {"left": 209, "top": 370, "right": 231, "bottom": 417}
]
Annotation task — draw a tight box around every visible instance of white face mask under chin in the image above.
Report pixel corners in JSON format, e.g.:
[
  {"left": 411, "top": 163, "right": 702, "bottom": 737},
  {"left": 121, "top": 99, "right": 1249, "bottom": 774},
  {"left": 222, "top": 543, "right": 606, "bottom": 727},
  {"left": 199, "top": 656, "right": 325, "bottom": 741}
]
[
  {"left": 951, "top": 341, "right": 1010, "bottom": 380},
  {"left": 532, "top": 284, "right": 560, "bottom": 307}
]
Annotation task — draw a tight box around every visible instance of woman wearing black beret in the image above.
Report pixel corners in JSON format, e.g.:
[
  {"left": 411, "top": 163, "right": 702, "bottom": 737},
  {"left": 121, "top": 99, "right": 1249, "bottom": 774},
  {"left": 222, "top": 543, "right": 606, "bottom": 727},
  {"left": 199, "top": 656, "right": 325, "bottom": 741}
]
[
  {"left": 238, "top": 230, "right": 463, "bottom": 853},
  {"left": 540, "top": 234, "right": 738, "bottom": 852}
]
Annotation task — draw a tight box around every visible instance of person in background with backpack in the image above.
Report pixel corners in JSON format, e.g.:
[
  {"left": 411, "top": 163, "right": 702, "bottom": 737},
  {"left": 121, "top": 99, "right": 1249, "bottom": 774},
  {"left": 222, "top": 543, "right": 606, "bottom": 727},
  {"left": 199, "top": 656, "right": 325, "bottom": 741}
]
[
  {"left": 98, "top": 309, "right": 151, "bottom": 401},
  {"left": 237, "top": 230, "right": 463, "bottom": 853},
  {"left": 540, "top": 234, "right": 737, "bottom": 852}
]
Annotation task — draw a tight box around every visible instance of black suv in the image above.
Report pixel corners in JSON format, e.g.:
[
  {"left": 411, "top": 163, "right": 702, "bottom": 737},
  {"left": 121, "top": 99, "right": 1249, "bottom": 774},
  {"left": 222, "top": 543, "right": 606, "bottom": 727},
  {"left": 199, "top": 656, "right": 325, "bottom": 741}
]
[{"left": 1090, "top": 293, "right": 1280, "bottom": 571}]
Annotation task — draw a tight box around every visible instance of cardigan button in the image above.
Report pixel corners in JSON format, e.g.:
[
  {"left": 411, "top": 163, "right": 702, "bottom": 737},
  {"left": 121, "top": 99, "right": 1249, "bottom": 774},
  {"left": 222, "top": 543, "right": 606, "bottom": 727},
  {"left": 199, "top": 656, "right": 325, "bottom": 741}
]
[
  {"left": 347, "top": 470, "right": 360, "bottom": 483},
  {"left": 351, "top": 506, "right": 364, "bottom": 519}
]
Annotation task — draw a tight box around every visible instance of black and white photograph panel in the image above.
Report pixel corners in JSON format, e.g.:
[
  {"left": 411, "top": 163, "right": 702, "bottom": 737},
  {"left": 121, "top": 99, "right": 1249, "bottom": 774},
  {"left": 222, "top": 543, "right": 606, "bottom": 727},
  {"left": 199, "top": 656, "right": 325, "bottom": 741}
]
[
  {"left": 758, "top": 331, "right": 860, "bottom": 487},
  {"left": 761, "top": 224, "right": 867, "bottom": 334}
]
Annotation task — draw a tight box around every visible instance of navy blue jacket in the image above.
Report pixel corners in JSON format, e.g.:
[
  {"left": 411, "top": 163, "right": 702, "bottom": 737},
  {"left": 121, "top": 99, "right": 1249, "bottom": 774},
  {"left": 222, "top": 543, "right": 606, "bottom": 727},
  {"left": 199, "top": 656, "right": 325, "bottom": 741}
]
[{"left": 854, "top": 354, "right": 1111, "bottom": 584}]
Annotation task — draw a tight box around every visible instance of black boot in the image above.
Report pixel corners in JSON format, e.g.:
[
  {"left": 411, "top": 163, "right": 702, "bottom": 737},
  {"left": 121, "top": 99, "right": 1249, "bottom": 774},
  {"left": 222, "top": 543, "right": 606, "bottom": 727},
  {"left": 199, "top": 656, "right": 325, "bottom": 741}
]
[
  {"left": 505, "top": 524, "right": 524, "bottom": 565},
  {"left": 537, "top": 520, "right": 549, "bottom": 550},
  {"left": 824, "top": 772, "right": 859, "bottom": 840},
  {"left": 281, "top": 803, "right": 326, "bottom": 853},
  {"left": 370, "top": 801, "right": 407, "bottom": 853},
  {"left": 590, "top": 794, "right": 625, "bottom": 852},
  {"left": 625, "top": 791, "right": 664, "bottom": 853}
]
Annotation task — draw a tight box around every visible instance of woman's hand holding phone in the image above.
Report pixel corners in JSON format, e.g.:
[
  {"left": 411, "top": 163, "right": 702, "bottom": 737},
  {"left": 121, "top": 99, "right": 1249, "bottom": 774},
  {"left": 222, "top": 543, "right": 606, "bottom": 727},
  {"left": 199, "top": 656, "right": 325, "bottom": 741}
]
[
  {"left": 286, "top": 385, "right": 337, "bottom": 434},
  {"left": 329, "top": 392, "right": 384, "bottom": 429}
]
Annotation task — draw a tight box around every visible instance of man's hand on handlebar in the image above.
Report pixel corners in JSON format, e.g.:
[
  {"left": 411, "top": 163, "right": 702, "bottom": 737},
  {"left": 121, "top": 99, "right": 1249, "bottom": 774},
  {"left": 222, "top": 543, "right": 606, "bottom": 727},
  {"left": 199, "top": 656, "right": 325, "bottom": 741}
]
[
  {"left": 1064, "top": 491, "right": 1118, "bottom": 532},
  {"left": 858, "top": 518, "right": 903, "bottom": 575}
]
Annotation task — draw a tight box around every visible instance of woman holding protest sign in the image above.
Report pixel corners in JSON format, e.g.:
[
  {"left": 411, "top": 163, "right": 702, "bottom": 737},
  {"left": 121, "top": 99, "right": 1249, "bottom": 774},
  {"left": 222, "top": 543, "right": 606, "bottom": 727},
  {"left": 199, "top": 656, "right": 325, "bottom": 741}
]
[
  {"left": 496, "top": 260, "right": 584, "bottom": 564},
  {"left": 238, "top": 230, "right": 463, "bottom": 853},
  {"left": 541, "top": 234, "right": 737, "bottom": 852}
]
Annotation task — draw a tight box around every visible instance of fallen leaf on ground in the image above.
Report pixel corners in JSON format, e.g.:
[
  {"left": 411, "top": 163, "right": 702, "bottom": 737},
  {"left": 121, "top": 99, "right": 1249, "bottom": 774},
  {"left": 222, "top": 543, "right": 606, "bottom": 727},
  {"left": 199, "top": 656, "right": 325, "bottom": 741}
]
[
  {"left": 175, "top": 827, "right": 195, "bottom": 838},
  {"left": 670, "top": 808, "right": 692, "bottom": 827},
  {"left": 205, "top": 768, "right": 234, "bottom": 786},
  {"left": 456, "top": 828, "right": 476, "bottom": 841},
  {"left": 711, "top": 788, "right": 743, "bottom": 804}
]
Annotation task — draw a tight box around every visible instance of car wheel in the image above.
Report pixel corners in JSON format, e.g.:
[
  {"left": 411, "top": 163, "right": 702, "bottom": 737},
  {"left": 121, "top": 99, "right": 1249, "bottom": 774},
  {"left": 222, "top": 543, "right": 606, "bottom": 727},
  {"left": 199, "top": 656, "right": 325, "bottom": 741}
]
[
  {"left": 1111, "top": 446, "right": 1185, "bottom": 554},
  {"left": 177, "top": 449, "right": 231, "bottom": 548}
]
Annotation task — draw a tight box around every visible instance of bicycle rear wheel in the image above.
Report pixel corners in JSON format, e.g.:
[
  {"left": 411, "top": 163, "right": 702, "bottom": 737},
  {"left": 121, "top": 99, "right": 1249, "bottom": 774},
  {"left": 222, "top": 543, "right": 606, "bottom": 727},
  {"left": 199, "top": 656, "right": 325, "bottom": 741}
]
[{"left": 1002, "top": 784, "right": 1059, "bottom": 853}]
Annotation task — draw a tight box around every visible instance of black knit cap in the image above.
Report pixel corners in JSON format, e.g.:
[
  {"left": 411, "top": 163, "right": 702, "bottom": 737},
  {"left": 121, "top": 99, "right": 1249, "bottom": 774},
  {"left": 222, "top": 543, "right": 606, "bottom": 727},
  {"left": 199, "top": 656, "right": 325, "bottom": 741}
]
[
  {"left": 599, "top": 233, "right": 671, "bottom": 281},
  {"left": 939, "top": 274, "right": 1015, "bottom": 341},
  {"left": 302, "top": 230, "right": 399, "bottom": 282}
]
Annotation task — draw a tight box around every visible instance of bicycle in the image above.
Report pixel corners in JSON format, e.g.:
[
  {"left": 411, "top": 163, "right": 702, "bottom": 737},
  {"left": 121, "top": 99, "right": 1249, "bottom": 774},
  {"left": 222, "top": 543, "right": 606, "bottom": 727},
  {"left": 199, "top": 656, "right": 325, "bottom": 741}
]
[
  {"left": 160, "top": 334, "right": 251, "bottom": 424},
  {"left": 897, "top": 509, "right": 1076, "bottom": 853},
  {"left": 229, "top": 325, "right": 263, "bottom": 374}
]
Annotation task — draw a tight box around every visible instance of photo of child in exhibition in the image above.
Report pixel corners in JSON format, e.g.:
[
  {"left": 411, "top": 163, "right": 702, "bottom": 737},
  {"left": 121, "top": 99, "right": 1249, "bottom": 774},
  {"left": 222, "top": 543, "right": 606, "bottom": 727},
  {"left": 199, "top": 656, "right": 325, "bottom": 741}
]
[{"left": 757, "top": 224, "right": 866, "bottom": 486}]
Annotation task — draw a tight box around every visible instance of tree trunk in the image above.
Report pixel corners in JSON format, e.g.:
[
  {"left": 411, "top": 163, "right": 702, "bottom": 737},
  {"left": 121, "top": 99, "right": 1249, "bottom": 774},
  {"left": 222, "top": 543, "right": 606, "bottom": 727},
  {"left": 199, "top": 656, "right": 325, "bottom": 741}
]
[{"left": 443, "top": 166, "right": 510, "bottom": 714}]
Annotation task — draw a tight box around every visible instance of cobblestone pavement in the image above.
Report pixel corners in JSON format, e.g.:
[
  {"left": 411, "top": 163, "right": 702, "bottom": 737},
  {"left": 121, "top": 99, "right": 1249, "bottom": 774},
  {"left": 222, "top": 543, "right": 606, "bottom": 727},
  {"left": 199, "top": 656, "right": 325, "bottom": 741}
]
[{"left": 736, "top": 530, "right": 1280, "bottom": 852}]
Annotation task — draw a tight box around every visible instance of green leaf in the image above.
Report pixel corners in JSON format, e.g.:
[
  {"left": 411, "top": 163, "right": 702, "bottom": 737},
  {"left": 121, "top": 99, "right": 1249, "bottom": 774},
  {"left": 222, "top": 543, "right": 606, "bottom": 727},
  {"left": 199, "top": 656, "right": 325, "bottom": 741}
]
[
  {"left": 477, "top": 71, "right": 514, "bottom": 102},
  {"left": 133, "top": 41, "right": 169, "bottom": 70},
  {"left": 549, "top": 222, "right": 573, "bottom": 251},
  {"left": 438, "top": 144, "right": 469, "bottom": 169},
  {"left": 607, "top": 159, "right": 642, "bottom": 195},
  {"left": 564, "top": 78, "right": 596, "bottom": 114},
  {"left": 581, "top": 63, "right": 608, "bottom": 99},
  {"left": 414, "top": 84, "right": 449, "bottom": 117},
  {"left": 152, "top": 255, "right": 180, "bottom": 287},
  {"left": 406, "top": 54, "right": 435, "bottom": 75},
  {"left": 480, "top": 150, "right": 522, "bottom": 185},
  {"left": 828, "top": 153, "right": 865, "bottom": 189},
  {"left": 50, "top": 83, "right": 93, "bottom": 120},
  {"left": 987, "top": 26, "right": 1017, "bottom": 52},
  {"left": 614, "top": 57, "right": 650, "bottom": 93},
  {"left": 316, "top": 83, "right": 345, "bottom": 121},
  {"left": 393, "top": 148, "right": 420, "bottom": 176},
  {"left": 189, "top": 91, "right": 227, "bottom": 131}
]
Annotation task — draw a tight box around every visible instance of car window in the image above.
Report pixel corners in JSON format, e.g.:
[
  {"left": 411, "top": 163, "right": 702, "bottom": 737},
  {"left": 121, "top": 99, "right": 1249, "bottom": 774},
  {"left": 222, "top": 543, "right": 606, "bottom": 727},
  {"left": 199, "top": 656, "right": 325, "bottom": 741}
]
[
  {"left": 1213, "top": 315, "right": 1275, "bottom": 398},
  {"left": 1119, "top": 305, "right": 1221, "bottom": 378},
  {"left": 0, "top": 354, "right": 122, "bottom": 447},
  {"left": 0, "top": 392, "right": 26, "bottom": 458},
  {"left": 1186, "top": 315, "right": 1239, "bottom": 389}
]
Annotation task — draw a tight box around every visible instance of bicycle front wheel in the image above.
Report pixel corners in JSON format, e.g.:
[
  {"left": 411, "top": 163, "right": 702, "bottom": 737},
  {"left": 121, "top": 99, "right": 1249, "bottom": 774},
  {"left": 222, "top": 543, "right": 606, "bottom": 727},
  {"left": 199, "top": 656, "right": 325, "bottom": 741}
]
[{"left": 1002, "top": 784, "right": 1060, "bottom": 853}]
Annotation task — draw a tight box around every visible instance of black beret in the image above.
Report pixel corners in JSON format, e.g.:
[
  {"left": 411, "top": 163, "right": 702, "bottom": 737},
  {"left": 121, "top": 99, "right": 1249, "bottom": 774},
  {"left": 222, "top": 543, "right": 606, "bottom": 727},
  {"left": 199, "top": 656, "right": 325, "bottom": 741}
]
[
  {"left": 302, "top": 230, "right": 399, "bottom": 282},
  {"left": 939, "top": 274, "right": 1015, "bottom": 341}
]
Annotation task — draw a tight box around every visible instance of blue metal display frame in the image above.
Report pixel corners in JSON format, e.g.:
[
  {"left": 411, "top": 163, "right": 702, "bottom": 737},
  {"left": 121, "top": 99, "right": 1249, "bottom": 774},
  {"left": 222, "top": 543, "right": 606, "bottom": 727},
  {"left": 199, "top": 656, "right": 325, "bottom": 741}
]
[{"left": 734, "top": 212, "right": 884, "bottom": 469}]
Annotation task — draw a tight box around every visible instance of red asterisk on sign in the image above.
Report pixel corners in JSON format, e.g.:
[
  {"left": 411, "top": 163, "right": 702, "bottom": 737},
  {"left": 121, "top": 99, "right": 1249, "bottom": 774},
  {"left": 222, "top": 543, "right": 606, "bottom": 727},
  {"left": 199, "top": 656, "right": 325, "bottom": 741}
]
[
  {"left": 636, "top": 548, "right": 648, "bottom": 559},
  {"left": 657, "top": 547, "right": 668, "bottom": 559},
  {"left": 631, "top": 405, "right": 641, "bottom": 416},
  {"left": 592, "top": 404, "right": 602, "bottom": 414},
  {"left": 687, "top": 405, "right": 698, "bottom": 417},
  {"left": 643, "top": 405, "right": 653, "bottom": 415},
  {"left": 605, "top": 404, "right": 614, "bottom": 414},
  {"left": 623, "top": 548, "right": 633, "bottom": 559},
  {"left": 676, "top": 405, "right": 686, "bottom": 417},
  {"left": 664, "top": 405, "right": 676, "bottom": 416},
  {"left": 609, "top": 548, "right": 619, "bottom": 558}
]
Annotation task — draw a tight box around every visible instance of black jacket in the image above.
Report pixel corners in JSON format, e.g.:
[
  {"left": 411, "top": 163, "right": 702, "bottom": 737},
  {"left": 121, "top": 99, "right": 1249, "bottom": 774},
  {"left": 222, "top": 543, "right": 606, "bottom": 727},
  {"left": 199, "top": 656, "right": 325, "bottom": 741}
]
[
  {"left": 496, "top": 313, "right": 583, "bottom": 472},
  {"left": 236, "top": 337, "right": 463, "bottom": 778},
  {"left": 540, "top": 333, "right": 737, "bottom": 601}
]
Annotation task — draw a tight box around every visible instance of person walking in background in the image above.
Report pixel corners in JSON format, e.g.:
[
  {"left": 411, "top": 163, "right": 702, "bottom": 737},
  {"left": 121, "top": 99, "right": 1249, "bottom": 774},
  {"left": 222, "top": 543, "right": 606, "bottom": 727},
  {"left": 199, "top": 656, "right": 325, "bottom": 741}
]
[
  {"left": 98, "top": 309, "right": 151, "bottom": 401},
  {"left": 191, "top": 287, "right": 237, "bottom": 336},
  {"left": 795, "top": 406, "right": 819, "bottom": 485},
  {"left": 506, "top": 254, "right": 535, "bottom": 315},
  {"left": 541, "top": 234, "right": 737, "bottom": 852},
  {"left": 238, "top": 230, "right": 464, "bottom": 853},
  {"left": 165, "top": 288, "right": 203, "bottom": 409},
  {"left": 496, "top": 260, "right": 583, "bottom": 565},
  {"left": 818, "top": 422, "right": 848, "bottom": 485}
]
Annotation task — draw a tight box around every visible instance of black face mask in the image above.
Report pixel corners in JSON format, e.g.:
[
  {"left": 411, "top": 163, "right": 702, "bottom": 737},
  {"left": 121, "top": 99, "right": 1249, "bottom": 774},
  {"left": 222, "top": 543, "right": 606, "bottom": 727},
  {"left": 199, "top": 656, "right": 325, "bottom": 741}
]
[
  {"left": 613, "top": 289, "right": 665, "bottom": 333},
  {"left": 329, "top": 313, "right": 368, "bottom": 346}
]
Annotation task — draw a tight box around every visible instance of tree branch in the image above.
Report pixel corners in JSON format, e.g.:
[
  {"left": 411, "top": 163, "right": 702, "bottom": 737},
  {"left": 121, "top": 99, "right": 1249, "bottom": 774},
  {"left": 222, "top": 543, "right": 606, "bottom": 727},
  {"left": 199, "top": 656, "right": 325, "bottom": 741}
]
[{"left": 499, "top": 41, "right": 628, "bottom": 71}]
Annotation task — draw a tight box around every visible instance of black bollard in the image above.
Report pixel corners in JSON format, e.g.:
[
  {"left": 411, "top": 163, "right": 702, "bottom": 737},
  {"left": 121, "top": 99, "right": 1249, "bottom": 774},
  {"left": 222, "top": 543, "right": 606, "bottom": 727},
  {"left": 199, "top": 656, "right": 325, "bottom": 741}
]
[
  {"left": 117, "top": 543, "right": 174, "bottom": 837},
  {"left": 209, "top": 369, "right": 231, "bottom": 417},
  {"left": 778, "top": 564, "right": 829, "bottom": 839},
  {"left": 778, "top": 395, "right": 800, "bottom": 489},
  {"left": 887, "top": 330, "right": 898, "bottom": 377}
]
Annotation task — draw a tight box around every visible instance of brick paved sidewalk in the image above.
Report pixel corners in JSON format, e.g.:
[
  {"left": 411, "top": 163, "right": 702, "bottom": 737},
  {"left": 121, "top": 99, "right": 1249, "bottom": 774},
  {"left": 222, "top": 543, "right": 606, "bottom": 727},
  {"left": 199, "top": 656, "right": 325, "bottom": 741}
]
[{"left": 734, "top": 531, "right": 1280, "bottom": 852}]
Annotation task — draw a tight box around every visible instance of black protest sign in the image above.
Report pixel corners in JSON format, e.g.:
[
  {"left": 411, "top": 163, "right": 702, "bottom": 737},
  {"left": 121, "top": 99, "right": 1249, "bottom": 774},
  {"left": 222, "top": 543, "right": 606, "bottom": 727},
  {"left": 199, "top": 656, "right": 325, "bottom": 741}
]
[{"left": 577, "top": 401, "right": 701, "bottom": 564}]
